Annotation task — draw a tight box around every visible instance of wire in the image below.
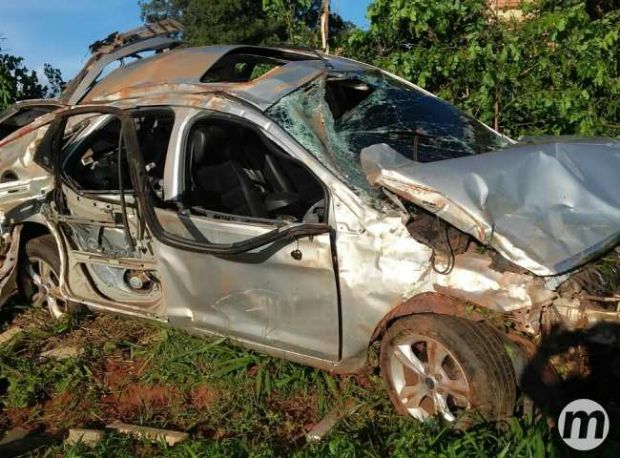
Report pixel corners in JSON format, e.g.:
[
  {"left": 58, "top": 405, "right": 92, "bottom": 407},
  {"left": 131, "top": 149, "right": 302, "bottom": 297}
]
[{"left": 431, "top": 215, "right": 455, "bottom": 275}]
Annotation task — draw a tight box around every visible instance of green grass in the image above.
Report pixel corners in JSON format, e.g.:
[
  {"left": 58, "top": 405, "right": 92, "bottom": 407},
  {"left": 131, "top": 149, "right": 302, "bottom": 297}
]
[{"left": 1, "top": 308, "right": 618, "bottom": 457}]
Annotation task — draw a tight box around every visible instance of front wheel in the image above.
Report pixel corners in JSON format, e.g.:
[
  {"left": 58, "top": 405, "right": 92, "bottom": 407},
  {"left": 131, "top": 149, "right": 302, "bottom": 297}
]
[
  {"left": 380, "top": 314, "right": 516, "bottom": 423},
  {"left": 19, "top": 234, "right": 76, "bottom": 319}
]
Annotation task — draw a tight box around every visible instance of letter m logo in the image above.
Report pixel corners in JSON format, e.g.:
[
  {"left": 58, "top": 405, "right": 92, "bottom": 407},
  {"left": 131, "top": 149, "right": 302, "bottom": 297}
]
[{"left": 562, "top": 410, "right": 606, "bottom": 440}]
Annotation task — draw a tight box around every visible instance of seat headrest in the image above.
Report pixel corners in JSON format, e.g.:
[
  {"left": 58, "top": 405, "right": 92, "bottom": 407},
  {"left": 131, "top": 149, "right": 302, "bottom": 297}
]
[{"left": 189, "top": 127, "right": 209, "bottom": 165}]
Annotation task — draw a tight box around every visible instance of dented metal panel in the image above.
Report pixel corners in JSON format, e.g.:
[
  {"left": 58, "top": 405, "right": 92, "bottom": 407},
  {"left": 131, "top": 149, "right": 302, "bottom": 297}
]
[
  {"left": 84, "top": 46, "right": 325, "bottom": 110},
  {"left": 362, "top": 140, "right": 620, "bottom": 276},
  {"left": 82, "top": 46, "right": 240, "bottom": 102},
  {"left": 154, "top": 208, "right": 340, "bottom": 361},
  {"left": 0, "top": 126, "right": 53, "bottom": 222},
  {"left": 223, "top": 60, "right": 325, "bottom": 110}
]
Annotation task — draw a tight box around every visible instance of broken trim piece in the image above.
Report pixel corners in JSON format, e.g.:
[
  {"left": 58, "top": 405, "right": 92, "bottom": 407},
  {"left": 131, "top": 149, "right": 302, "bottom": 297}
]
[{"left": 60, "top": 20, "right": 183, "bottom": 105}]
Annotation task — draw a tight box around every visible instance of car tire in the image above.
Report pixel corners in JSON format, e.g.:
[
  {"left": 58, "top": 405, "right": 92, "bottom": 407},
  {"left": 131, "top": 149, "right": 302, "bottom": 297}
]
[
  {"left": 19, "top": 234, "right": 80, "bottom": 319},
  {"left": 380, "top": 313, "right": 516, "bottom": 424}
]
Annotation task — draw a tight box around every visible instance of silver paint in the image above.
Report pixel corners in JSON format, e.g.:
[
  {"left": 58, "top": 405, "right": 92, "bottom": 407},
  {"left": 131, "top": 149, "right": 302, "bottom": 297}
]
[
  {"left": 0, "top": 35, "right": 616, "bottom": 379},
  {"left": 362, "top": 140, "right": 620, "bottom": 276}
]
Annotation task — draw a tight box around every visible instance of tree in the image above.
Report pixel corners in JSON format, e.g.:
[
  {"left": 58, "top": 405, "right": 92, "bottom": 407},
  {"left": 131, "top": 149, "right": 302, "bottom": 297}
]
[
  {"left": 260, "top": 0, "right": 354, "bottom": 47},
  {"left": 138, "top": 0, "right": 353, "bottom": 48},
  {"left": 183, "top": 0, "right": 284, "bottom": 45},
  {"left": 345, "top": 0, "right": 618, "bottom": 137},
  {"left": 139, "top": 0, "right": 188, "bottom": 22},
  {"left": 0, "top": 44, "right": 64, "bottom": 110},
  {"left": 44, "top": 64, "right": 64, "bottom": 98}
]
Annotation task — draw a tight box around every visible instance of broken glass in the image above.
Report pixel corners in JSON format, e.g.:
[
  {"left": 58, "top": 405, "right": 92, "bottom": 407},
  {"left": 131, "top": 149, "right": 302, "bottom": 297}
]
[{"left": 267, "top": 70, "right": 510, "bottom": 207}]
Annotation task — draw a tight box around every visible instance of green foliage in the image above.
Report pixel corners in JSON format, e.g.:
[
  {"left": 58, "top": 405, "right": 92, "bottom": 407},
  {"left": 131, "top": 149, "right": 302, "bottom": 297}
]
[
  {"left": 346, "top": 0, "right": 619, "bottom": 138},
  {"left": 139, "top": 0, "right": 188, "bottom": 22},
  {"left": 44, "top": 63, "right": 65, "bottom": 98},
  {"left": 56, "top": 415, "right": 571, "bottom": 458},
  {"left": 4, "top": 309, "right": 620, "bottom": 456},
  {"left": 138, "top": 0, "right": 353, "bottom": 48},
  {"left": 0, "top": 44, "right": 64, "bottom": 110},
  {"left": 0, "top": 314, "right": 89, "bottom": 408},
  {"left": 263, "top": 0, "right": 313, "bottom": 44},
  {"left": 183, "top": 0, "right": 285, "bottom": 46},
  {"left": 261, "top": 0, "right": 353, "bottom": 47}
]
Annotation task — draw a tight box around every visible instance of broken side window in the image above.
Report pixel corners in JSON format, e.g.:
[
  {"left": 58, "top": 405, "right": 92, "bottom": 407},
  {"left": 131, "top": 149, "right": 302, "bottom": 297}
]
[
  {"left": 61, "top": 109, "right": 174, "bottom": 194},
  {"left": 0, "top": 106, "right": 60, "bottom": 140}
]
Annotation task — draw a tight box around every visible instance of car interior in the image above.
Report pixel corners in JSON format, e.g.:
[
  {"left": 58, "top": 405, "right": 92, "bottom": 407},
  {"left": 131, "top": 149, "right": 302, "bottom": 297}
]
[
  {"left": 60, "top": 111, "right": 326, "bottom": 224},
  {"left": 62, "top": 111, "right": 174, "bottom": 195},
  {"left": 186, "top": 117, "right": 325, "bottom": 223}
]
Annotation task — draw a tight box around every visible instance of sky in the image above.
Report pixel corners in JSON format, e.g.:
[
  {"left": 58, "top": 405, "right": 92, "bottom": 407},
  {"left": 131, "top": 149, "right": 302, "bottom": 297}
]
[{"left": 0, "top": 0, "right": 372, "bottom": 84}]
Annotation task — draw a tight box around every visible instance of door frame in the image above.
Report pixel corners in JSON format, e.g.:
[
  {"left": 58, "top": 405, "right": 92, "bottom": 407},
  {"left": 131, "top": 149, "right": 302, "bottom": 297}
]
[
  {"left": 129, "top": 107, "right": 333, "bottom": 255},
  {"left": 143, "top": 106, "right": 343, "bottom": 362},
  {"left": 37, "top": 105, "right": 164, "bottom": 317}
]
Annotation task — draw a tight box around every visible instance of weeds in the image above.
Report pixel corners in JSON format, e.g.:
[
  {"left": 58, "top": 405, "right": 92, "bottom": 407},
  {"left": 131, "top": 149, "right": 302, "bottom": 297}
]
[{"left": 1, "top": 308, "right": 615, "bottom": 456}]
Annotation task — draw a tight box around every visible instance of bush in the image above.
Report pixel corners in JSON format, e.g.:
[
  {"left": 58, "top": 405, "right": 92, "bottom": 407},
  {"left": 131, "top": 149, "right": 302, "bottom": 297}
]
[{"left": 344, "top": 0, "right": 619, "bottom": 138}]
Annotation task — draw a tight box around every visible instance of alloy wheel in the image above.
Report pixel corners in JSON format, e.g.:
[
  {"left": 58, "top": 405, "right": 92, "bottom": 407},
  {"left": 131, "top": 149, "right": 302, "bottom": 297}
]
[
  {"left": 25, "top": 256, "right": 67, "bottom": 319},
  {"left": 387, "top": 333, "right": 472, "bottom": 421}
]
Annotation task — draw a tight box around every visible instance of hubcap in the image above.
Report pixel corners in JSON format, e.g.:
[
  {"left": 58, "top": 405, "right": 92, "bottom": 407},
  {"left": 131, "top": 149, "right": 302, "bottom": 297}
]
[
  {"left": 388, "top": 333, "right": 471, "bottom": 422},
  {"left": 26, "top": 257, "right": 66, "bottom": 318}
]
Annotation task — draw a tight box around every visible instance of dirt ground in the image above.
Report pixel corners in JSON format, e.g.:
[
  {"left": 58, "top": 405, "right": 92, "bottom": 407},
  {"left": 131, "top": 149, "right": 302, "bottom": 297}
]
[{"left": 0, "top": 305, "right": 616, "bottom": 457}]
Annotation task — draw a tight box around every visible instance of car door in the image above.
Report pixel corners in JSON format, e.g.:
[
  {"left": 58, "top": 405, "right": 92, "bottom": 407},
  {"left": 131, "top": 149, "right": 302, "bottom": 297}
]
[
  {"left": 130, "top": 109, "right": 341, "bottom": 363},
  {"left": 38, "top": 106, "right": 174, "bottom": 319}
]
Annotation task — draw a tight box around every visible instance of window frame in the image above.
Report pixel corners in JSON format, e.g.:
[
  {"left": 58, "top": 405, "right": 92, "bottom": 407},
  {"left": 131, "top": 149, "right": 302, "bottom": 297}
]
[
  {"left": 0, "top": 100, "right": 65, "bottom": 141},
  {"left": 134, "top": 107, "right": 332, "bottom": 256},
  {"left": 59, "top": 107, "right": 176, "bottom": 198},
  {"left": 39, "top": 105, "right": 332, "bottom": 256},
  {"left": 177, "top": 109, "right": 332, "bottom": 227}
]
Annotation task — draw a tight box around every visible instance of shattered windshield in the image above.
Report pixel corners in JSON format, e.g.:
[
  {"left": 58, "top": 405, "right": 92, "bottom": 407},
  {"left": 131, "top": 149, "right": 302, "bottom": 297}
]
[{"left": 267, "top": 71, "right": 510, "bottom": 197}]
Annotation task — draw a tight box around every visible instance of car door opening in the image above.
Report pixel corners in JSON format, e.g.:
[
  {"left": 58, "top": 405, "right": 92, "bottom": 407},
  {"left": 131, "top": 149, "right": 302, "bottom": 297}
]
[{"left": 186, "top": 116, "right": 325, "bottom": 224}]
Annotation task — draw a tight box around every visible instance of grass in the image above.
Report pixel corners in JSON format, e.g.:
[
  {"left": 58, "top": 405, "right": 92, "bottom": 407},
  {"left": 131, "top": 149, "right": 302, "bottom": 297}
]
[{"left": 0, "top": 307, "right": 618, "bottom": 457}]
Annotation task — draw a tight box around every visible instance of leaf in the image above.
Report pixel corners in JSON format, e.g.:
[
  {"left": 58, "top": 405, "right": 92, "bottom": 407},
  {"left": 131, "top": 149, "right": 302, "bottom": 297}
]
[{"left": 209, "top": 356, "right": 254, "bottom": 379}]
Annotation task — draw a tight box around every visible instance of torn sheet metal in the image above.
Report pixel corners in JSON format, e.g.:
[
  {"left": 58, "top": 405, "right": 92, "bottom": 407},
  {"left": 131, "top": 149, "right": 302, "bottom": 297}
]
[
  {"left": 84, "top": 47, "right": 325, "bottom": 110},
  {"left": 82, "top": 46, "right": 241, "bottom": 102},
  {"left": 0, "top": 227, "right": 21, "bottom": 308},
  {"left": 0, "top": 126, "right": 53, "bottom": 221},
  {"left": 361, "top": 140, "right": 620, "bottom": 276},
  {"left": 434, "top": 252, "right": 555, "bottom": 311},
  {"left": 62, "top": 20, "right": 183, "bottom": 104}
]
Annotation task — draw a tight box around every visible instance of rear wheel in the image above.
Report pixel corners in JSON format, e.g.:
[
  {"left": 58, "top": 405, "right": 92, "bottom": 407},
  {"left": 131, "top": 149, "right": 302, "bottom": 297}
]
[
  {"left": 19, "top": 234, "right": 75, "bottom": 319},
  {"left": 380, "top": 314, "right": 516, "bottom": 423}
]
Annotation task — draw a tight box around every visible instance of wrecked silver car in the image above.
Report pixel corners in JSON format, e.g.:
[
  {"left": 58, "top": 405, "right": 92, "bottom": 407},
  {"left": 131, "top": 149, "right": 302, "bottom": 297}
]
[{"left": 1, "top": 22, "right": 619, "bottom": 424}]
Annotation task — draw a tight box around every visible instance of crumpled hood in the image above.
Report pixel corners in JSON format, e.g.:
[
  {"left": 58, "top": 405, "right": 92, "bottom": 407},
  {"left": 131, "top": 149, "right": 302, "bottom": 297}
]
[{"left": 361, "top": 139, "right": 620, "bottom": 276}]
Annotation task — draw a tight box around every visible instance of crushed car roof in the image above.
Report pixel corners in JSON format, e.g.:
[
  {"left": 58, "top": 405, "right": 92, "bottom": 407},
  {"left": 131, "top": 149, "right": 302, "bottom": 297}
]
[{"left": 83, "top": 45, "right": 366, "bottom": 110}]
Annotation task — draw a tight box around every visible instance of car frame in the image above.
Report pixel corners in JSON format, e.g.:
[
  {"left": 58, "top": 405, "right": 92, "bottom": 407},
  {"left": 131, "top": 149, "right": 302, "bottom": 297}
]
[{"left": 0, "top": 22, "right": 618, "bottom": 424}]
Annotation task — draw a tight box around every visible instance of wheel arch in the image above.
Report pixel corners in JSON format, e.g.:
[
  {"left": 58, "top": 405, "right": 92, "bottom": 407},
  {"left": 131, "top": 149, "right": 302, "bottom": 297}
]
[
  {"left": 16, "top": 219, "right": 68, "bottom": 295},
  {"left": 370, "top": 292, "right": 535, "bottom": 387},
  {"left": 20, "top": 220, "right": 52, "bottom": 245},
  {"left": 370, "top": 292, "right": 494, "bottom": 344},
  {"left": 0, "top": 220, "right": 57, "bottom": 308}
]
